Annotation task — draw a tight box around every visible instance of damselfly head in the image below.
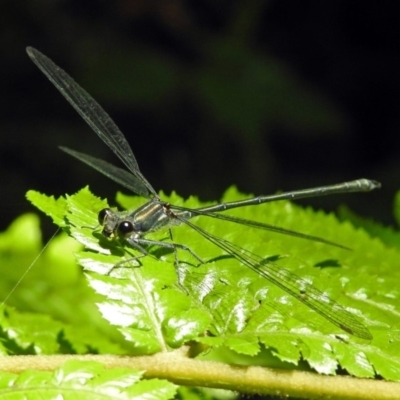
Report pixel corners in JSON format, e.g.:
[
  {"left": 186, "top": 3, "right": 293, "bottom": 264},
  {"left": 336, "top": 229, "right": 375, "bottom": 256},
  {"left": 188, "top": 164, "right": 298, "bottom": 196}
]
[{"left": 99, "top": 208, "right": 141, "bottom": 239}]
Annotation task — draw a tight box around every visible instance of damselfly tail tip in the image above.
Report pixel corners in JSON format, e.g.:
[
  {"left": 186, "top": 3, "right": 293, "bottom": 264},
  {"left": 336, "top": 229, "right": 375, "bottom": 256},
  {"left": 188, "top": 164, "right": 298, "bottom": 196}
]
[
  {"left": 355, "top": 178, "right": 381, "bottom": 191},
  {"left": 365, "top": 179, "right": 381, "bottom": 191}
]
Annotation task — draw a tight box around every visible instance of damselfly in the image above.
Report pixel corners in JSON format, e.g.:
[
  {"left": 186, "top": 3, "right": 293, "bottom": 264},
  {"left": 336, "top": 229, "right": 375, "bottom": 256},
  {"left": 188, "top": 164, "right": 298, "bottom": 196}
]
[{"left": 27, "top": 47, "right": 380, "bottom": 340}]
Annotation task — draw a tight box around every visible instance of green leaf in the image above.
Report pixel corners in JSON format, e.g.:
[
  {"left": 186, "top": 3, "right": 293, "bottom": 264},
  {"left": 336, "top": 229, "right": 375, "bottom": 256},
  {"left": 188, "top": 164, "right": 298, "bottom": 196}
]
[
  {"left": 0, "top": 359, "right": 177, "bottom": 399},
  {"left": 338, "top": 204, "right": 400, "bottom": 249},
  {"left": 26, "top": 190, "right": 68, "bottom": 227},
  {"left": 0, "top": 210, "right": 128, "bottom": 355},
  {"left": 23, "top": 186, "right": 400, "bottom": 381},
  {"left": 0, "top": 303, "right": 129, "bottom": 356}
]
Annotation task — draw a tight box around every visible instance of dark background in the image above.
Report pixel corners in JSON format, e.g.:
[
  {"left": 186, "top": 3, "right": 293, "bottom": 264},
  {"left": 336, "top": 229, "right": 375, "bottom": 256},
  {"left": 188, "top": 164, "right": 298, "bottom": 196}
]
[{"left": 1, "top": 0, "right": 399, "bottom": 237}]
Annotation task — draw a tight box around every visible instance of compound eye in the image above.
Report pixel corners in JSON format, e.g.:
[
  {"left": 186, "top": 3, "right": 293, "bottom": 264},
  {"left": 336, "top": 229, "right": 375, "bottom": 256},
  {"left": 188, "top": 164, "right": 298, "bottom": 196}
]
[
  {"left": 118, "top": 221, "right": 134, "bottom": 237},
  {"left": 98, "top": 208, "right": 112, "bottom": 224}
]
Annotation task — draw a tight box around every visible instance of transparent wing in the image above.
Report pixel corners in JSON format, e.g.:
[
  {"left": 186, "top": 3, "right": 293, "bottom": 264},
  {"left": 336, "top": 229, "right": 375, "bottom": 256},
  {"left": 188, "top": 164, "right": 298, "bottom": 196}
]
[
  {"left": 60, "top": 147, "right": 152, "bottom": 198},
  {"left": 171, "top": 204, "right": 350, "bottom": 249},
  {"left": 26, "top": 47, "right": 157, "bottom": 197},
  {"left": 180, "top": 217, "right": 372, "bottom": 340}
]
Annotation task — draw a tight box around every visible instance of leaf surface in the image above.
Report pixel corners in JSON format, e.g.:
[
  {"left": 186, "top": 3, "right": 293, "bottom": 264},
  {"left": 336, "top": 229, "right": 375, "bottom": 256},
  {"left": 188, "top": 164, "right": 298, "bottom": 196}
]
[{"left": 18, "top": 186, "right": 400, "bottom": 380}]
